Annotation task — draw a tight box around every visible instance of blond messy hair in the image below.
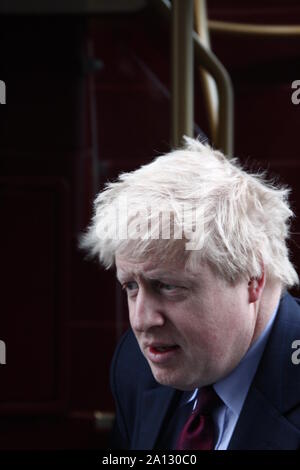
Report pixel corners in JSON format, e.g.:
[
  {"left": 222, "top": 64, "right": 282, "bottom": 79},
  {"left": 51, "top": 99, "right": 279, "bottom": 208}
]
[{"left": 80, "top": 137, "right": 299, "bottom": 290}]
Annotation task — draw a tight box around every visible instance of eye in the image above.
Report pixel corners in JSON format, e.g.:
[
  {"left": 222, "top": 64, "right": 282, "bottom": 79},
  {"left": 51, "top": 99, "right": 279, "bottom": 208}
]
[
  {"left": 122, "top": 281, "right": 138, "bottom": 293},
  {"left": 156, "top": 281, "right": 178, "bottom": 292},
  {"left": 161, "top": 282, "right": 176, "bottom": 290}
]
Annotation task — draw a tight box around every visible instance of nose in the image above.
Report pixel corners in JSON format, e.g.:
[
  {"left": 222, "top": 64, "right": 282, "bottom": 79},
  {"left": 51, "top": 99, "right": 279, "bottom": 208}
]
[{"left": 130, "top": 287, "right": 165, "bottom": 333}]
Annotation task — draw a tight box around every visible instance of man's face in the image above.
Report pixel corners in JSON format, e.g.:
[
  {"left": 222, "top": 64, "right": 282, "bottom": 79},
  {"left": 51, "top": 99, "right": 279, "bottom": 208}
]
[{"left": 116, "top": 254, "right": 259, "bottom": 391}]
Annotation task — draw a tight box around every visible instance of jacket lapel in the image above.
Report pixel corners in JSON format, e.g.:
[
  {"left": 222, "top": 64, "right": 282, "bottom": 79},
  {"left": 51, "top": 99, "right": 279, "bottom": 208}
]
[
  {"left": 228, "top": 387, "right": 300, "bottom": 449},
  {"left": 229, "top": 293, "right": 300, "bottom": 449},
  {"left": 134, "top": 385, "right": 178, "bottom": 449}
]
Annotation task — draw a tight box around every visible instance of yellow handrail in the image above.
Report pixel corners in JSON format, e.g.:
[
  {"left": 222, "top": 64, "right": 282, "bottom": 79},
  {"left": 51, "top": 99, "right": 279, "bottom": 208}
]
[
  {"left": 194, "top": 0, "right": 218, "bottom": 145},
  {"left": 209, "top": 20, "right": 300, "bottom": 36},
  {"left": 192, "top": 30, "right": 234, "bottom": 155},
  {"left": 171, "top": 0, "right": 194, "bottom": 147},
  {"left": 152, "top": 0, "right": 234, "bottom": 155}
]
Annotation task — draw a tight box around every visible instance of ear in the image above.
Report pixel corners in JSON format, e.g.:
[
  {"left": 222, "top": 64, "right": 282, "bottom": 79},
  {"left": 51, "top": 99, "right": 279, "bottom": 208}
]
[{"left": 248, "top": 267, "right": 265, "bottom": 303}]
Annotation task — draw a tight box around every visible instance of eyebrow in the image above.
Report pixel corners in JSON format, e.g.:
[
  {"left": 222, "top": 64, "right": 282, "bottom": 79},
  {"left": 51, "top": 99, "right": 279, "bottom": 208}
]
[
  {"left": 116, "top": 268, "right": 172, "bottom": 279},
  {"left": 116, "top": 269, "right": 191, "bottom": 284}
]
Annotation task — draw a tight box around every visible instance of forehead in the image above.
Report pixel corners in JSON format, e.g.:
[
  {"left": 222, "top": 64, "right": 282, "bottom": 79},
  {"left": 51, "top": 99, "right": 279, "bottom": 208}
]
[{"left": 115, "top": 254, "right": 200, "bottom": 283}]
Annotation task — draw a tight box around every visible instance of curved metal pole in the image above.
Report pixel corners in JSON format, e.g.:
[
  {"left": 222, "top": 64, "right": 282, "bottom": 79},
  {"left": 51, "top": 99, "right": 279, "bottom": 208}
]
[
  {"left": 192, "top": 31, "right": 234, "bottom": 156},
  {"left": 171, "top": 0, "right": 194, "bottom": 147},
  {"left": 194, "top": 0, "right": 218, "bottom": 145},
  {"left": 152, "top": 0, "right": 234, "bottom": 156},
  {"left": 209, "top": 20, "right": 300, "bottom": 36}
]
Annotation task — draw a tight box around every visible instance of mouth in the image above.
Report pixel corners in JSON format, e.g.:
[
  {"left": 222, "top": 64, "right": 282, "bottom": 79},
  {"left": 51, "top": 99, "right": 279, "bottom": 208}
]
[
  {"left": 146, "top": 343, "right": 180, "bottom": 364},
  {"left": 150, "top": 344, "right": 179, "bottom": 352}
]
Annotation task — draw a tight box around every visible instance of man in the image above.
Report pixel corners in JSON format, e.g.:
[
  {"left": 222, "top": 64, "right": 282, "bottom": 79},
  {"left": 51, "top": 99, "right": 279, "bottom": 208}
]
[{"left": 81, "top": 137, "right": 300, "bottom": 449}]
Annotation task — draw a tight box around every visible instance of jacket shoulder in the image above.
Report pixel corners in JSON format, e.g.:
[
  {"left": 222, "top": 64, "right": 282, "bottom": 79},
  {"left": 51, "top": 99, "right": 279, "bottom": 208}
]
[{"left": 109, "top": 329, "right": 157, "bottom": 448}]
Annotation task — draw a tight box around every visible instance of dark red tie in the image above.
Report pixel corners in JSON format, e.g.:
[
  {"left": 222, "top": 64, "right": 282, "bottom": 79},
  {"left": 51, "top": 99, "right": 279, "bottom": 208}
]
[{"left": 176, "top": 386, "right": 221, "bottom": 450}]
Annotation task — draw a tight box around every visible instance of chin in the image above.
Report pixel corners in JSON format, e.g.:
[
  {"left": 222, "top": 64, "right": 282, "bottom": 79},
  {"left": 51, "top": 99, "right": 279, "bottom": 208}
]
[
  {"left": 151, "top": 368, "right": 178, "bottom": 387},
  {"left": 151, "top": 368, "right": 194, "bottom": 391}
]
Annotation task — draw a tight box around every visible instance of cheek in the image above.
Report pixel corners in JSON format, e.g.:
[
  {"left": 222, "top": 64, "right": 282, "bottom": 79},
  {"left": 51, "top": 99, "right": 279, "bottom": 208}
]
[
  {"left": 209, "top": 307, "right": 253, "bottom": 365},
  {"left": 178, "top": 313, "right": 222, "bottom": 354},
  {"left": 179, "top": 303, "right": 246, "bottom": 357}
]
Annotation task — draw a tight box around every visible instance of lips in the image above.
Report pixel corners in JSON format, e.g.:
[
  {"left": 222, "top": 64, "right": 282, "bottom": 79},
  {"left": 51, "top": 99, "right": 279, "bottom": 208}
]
[
  {"left": 150, "top": 344, "right": 179, "bottom": 353},
  {"left": 147, "top": 342, "right": 179, "bottom": 352},
  {"left": 145, "top": 342, "right": 180, "bottom": 364}
]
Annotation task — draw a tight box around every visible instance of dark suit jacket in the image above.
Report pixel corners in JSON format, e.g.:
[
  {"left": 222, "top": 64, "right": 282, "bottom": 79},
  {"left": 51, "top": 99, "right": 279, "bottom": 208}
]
[{"left": 109, "top": 292, "right": 300, "bottom": 449}]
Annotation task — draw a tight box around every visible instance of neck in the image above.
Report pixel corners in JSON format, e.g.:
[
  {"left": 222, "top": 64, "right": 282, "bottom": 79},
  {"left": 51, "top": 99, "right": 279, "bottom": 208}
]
[{"left": 251, "top": 280, "right": 282, "bottom": 345}]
